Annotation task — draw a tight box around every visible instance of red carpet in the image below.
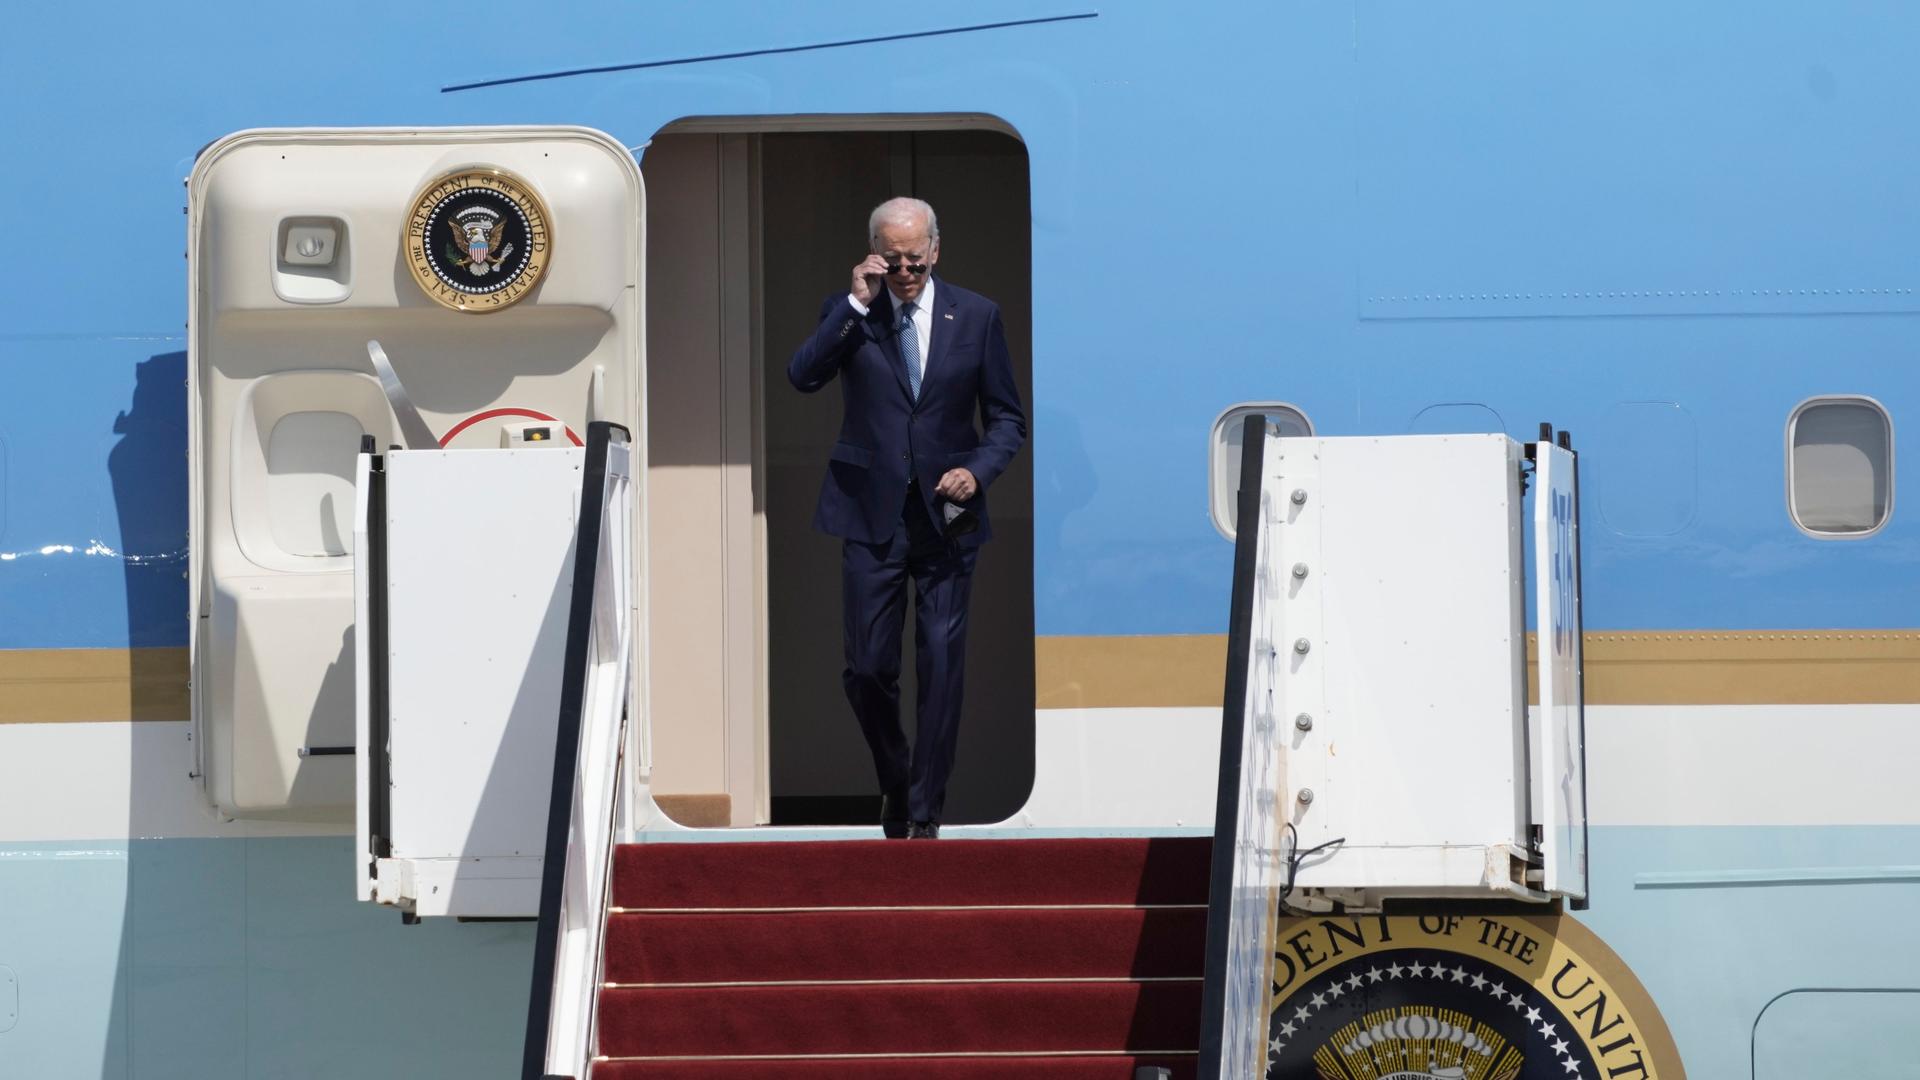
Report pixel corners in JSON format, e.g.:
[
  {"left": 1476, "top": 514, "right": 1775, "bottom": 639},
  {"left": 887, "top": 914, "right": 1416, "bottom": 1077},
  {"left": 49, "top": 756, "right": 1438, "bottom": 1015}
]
[
  {"left": 594, "top": 836, "right": 1210, "bottom": 1078},
  {"left": 605, "top": 907, "right": 1207, "bottom": 983},
  {"left": 612, "top": 836, "right": 1212, "bottom": 909},
  {"left": 594, "top": 1058, "right": 1198, "bottom": 1079},
  {"left": 593, "top": 1059, "right": 1198, "bottom": 1080}
]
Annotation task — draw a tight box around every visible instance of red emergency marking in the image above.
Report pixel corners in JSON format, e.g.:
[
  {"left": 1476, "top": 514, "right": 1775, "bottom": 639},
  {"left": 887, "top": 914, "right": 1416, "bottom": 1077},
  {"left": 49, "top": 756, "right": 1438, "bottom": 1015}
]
[{"left": 439, "top": 408, "right": 584, "bottom": 447}]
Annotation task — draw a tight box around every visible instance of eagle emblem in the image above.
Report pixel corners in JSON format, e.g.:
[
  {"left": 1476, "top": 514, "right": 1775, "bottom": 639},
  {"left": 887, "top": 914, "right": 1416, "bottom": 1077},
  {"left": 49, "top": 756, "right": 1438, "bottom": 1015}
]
[{"left": 446, "top": 205, "right": 515, "bottom": 276}]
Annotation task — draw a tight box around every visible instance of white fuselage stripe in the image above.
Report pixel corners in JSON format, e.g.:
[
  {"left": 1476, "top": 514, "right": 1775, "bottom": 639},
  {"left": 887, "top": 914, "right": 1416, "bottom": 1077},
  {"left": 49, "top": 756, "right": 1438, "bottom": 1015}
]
[{"left": 4, "top": 706, "right": 1919, "bottom": 841}]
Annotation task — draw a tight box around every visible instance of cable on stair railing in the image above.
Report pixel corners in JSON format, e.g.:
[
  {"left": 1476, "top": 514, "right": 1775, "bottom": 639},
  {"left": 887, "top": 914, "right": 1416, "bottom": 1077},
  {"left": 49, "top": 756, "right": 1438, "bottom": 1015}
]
[{"left": 1277, "top": 821, "right": 1345, "bottom": 916}]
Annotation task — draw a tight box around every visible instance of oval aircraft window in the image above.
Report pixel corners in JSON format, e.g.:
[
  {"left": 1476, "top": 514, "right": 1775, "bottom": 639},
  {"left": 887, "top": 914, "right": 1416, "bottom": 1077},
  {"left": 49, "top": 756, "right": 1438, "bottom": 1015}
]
[
  {"left": 1788, "top": 396, "right": 1893, "bottom": 537},
  {"left": 1210, "top": 402, "right": 1313, "bottom": 540}
]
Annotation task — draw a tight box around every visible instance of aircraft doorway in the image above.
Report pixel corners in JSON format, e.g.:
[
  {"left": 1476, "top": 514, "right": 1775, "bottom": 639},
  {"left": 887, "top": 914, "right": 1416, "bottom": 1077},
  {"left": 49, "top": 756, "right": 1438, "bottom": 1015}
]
[{"left": 641, "top": 120, "right": 1035, "bottom": 828}]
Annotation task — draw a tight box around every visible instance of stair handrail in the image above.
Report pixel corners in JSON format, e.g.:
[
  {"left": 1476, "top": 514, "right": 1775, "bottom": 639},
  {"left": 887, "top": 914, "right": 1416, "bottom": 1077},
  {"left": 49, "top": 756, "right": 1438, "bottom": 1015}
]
[
  {"left": 1196, "top": 414, "right": 1289, "bottom": 1079},
  {"left": 522, "top": 421, "right": 637, "bottom": 1080}
]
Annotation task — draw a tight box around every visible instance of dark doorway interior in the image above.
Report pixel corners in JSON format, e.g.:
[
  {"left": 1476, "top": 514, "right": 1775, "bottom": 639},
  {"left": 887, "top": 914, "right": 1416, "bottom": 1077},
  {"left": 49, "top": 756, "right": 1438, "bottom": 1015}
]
[{"left": 760, "top": 129, "right": 1035, "bottom": 826}]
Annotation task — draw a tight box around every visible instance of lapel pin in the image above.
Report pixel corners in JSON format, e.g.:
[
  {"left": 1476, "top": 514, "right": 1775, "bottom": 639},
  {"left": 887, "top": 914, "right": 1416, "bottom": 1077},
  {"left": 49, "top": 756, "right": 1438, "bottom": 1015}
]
[{"left": 943, "top": 312, "right": 954, "bottom": 320}]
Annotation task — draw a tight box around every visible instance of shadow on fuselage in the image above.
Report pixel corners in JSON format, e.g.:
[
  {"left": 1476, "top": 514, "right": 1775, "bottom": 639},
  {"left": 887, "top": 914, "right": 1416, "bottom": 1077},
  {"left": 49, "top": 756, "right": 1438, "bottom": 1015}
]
[{"left": 95, "top": 350, "right": 534, "bottom": 1077}]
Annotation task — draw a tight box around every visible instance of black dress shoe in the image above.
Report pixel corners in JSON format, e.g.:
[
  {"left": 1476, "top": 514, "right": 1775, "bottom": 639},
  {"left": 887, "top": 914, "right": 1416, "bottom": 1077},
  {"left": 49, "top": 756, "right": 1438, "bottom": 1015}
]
[
  {"left": 881, "top": 786, "right": 910, "bottom": 840},
  {"left": 907, "top": 821, "right": 940, "bottom": 839}
]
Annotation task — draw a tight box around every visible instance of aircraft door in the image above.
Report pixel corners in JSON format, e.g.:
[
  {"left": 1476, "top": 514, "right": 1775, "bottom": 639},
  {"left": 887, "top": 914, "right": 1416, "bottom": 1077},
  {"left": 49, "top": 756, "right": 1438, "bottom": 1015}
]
[{"left": 186, "top": 127, "right": 645, "bottom": 834}]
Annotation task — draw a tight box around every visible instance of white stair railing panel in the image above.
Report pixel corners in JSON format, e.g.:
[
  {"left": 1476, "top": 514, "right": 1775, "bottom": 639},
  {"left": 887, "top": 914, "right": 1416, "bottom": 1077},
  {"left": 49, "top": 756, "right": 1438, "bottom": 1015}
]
[{"left": 352, "top": 447, "right": 375, "bottom": 904}]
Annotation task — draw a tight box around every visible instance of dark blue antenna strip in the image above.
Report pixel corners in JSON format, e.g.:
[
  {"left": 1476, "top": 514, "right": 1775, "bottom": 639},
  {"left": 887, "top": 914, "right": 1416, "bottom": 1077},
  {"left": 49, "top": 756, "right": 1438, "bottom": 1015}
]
[{"left": 443, "top": 11, "right": 1098, "bottom": 93}]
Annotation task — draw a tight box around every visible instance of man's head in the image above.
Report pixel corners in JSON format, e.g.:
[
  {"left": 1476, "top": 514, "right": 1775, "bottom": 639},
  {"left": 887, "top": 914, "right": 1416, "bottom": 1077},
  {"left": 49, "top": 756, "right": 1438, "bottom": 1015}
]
[{"left": 868, "top": 197, "right": 940, "bottom": 304}]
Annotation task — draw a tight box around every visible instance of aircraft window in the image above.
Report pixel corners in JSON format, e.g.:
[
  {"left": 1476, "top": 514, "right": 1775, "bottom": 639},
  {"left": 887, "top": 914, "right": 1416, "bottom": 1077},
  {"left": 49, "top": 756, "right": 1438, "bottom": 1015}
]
[
  {"left": 1788, "top": 396, "right": 1893, "bottom": 538},
  {"left": 1210, "top": 402, "right": 1314, "bottom": 540}
]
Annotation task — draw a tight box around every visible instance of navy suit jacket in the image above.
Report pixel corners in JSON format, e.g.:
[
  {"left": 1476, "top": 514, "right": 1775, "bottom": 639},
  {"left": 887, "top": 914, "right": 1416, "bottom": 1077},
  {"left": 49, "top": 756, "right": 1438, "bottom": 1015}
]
[{"left": 788, "top": 278, "right": 1026, "bottom": 547}]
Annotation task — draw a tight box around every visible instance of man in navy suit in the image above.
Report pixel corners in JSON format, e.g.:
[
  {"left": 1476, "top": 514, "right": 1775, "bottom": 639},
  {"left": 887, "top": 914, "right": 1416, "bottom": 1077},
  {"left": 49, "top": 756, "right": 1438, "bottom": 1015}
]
[{"left": 788, "top": 198, "right": 1026, "bottom": 839}]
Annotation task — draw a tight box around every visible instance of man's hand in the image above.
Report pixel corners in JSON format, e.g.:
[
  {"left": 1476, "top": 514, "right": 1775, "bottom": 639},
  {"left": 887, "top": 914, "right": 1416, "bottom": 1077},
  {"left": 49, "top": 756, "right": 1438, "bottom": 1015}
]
[
  {"left": 935, "top": 468, "right": 978, "bottom": 502},
  {"left": 851, "top": 254, "right": 890, "bottom": 307}
]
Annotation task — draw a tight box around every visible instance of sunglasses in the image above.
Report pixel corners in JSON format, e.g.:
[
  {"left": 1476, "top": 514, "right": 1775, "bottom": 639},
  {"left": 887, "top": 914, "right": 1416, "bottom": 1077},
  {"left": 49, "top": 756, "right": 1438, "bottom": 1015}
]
[{"left": 885, "top": 262, "right": 930, "bottom": 275}]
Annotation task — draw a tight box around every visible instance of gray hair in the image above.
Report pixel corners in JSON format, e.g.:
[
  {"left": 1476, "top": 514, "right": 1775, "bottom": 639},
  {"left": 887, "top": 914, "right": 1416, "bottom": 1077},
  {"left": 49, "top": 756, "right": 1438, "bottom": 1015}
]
[{"left": 868, "top": 197, "right": 939, "bottom": 250}]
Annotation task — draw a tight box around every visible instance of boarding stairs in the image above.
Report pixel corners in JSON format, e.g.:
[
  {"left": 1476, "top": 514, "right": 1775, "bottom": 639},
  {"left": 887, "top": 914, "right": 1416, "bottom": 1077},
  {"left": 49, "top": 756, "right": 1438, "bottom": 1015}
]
[
  {"left": 513, "top": 424, "right": 1217, "bottom": 1078},
  {"left": 401, "top": 418, "right": 1592, "bottom": 1079},
  {"left": 587, "top": 837, "right": 1210, "bottom": 1078}
]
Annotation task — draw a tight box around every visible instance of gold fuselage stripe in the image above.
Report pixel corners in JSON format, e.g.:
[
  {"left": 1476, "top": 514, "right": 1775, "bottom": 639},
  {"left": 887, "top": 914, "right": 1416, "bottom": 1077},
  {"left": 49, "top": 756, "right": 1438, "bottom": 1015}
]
[
  {"left": 1034, "top": 631, "right": 1920, "bottom": 708},
  {"left": 0, "top": 647, "right": 190, "bottom": 723},
  {"left": 6, "top": 631, "right": 1920, "bottom": 722}
]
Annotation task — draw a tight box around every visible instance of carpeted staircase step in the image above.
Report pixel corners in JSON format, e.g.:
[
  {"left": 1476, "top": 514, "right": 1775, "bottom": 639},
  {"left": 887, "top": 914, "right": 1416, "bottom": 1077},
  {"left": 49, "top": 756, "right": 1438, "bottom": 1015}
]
[
  {"left": 595, "top": 981, "right": 1203, "bottom": 1058},
  {"left": 613, "top": 837, "right": 1211, "bottom": 909},
  {"left": 592, "top": 1055, "right": 1198, "bottom": 1079},
  {"left": 595, "top": 838, "right": 1212, "bottom": 1073},
  {"left": 606, "top": 906, "right": 1207, "bottom": 984}
]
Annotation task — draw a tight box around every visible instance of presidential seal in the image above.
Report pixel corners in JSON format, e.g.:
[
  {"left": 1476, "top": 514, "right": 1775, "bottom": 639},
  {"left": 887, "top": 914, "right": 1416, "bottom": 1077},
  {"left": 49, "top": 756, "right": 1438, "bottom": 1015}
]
[
  {"left": 1268, "top": 915, "right": 1684, "bottom": 1080},
  {"left": 402, "top": 167, "right": 551, "bottom": 312}
]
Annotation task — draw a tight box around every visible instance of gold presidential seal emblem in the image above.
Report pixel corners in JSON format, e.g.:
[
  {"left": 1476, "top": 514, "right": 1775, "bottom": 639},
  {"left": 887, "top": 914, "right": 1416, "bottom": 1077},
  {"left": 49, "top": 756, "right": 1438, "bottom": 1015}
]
[
  {"left": 1268, "top": 914, "right": 1685, "bottom": 1080},
  {"left": 403, "top": 167, "right": 551, "bottom": 312}
]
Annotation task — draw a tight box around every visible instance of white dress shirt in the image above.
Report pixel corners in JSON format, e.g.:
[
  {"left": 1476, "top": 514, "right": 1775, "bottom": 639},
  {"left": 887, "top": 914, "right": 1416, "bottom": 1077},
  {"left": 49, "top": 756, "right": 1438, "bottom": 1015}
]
[{"left": 848, "top": 278, "right": 935, "bottom": 384}]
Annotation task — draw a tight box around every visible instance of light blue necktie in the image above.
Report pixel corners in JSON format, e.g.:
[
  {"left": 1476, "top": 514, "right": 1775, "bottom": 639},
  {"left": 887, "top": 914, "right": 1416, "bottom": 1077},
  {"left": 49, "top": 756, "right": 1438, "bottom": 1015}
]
[{"left": 898, "top": 301, "right": 921, "bottom": 399}]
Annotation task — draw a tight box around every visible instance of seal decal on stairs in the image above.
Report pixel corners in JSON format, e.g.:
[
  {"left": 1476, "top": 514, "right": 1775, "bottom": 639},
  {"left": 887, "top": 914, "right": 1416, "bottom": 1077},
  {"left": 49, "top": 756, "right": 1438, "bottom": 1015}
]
[{"left": 1266, "top": 915, "right": 1684, "bottom": 1080}]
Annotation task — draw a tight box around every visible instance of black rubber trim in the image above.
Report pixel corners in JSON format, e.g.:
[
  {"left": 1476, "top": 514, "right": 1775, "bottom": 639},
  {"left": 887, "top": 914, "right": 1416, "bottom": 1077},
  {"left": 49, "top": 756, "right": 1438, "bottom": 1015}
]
[
  {"left": 366, "top": 443, "right": 392, "bottom": 861},
  {"left": 300, "top": 746, "right": 355, "bottom": 757},
  {"left": 1195, "top": 413, "right": 1270, "bottom": 1078},
  {"left": 521, "top": 421, "right": 630, "bottom": 1080}
]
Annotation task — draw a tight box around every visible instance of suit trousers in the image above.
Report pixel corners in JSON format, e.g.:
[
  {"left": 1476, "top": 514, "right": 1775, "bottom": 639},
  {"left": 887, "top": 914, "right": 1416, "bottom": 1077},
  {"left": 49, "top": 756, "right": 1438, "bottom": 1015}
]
[{"left": 841, "top": 485, "right": 979, "bottom": 824}]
